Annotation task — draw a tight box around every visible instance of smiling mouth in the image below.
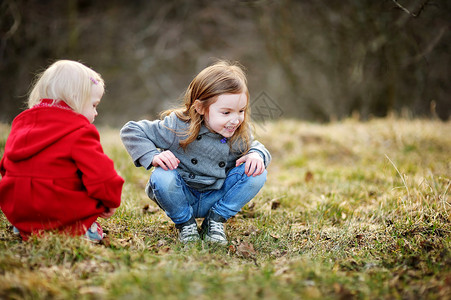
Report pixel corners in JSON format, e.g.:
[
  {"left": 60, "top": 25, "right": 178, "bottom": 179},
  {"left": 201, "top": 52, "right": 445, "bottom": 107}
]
[{"left": 225, "top": 126, "right": 236, "bottom": 132}]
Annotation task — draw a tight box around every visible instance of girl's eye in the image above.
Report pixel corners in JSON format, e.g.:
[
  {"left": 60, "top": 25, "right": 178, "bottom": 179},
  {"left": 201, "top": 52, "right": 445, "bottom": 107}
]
[{"left": 222, "top": 112, "right": 230, "bottom": 115}]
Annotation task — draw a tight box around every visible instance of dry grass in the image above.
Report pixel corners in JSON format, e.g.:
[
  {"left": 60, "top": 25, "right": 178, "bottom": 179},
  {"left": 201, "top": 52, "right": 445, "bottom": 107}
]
[{"left": 0, "top": 117, "right": 450, "bottom": 299}]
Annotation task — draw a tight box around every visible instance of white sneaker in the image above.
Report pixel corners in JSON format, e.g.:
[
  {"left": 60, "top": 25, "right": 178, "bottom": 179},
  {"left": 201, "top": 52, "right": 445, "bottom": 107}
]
[
  {"left": 201, "top": 210, "right": 228, "bottom": 245},
  {"left": 175, "top": 217, "right": 200, "bottom": 243}
]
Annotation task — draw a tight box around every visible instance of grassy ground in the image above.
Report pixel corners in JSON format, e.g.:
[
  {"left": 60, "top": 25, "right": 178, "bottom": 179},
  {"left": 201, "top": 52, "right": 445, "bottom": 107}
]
[{"left": 0, "top": 117, "right": 450, "bottom": 299}]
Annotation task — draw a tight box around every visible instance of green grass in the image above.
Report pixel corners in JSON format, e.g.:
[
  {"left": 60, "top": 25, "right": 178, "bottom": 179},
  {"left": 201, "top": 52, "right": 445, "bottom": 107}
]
[{"left": 0, "top": 117, "right": 450, "bottom": 299}]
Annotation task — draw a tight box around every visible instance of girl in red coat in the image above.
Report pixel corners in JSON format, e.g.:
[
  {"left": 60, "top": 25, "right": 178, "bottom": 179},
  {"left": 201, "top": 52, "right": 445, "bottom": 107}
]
[{"left": 0, "top": 60, "right": 124, "bottom": 241}]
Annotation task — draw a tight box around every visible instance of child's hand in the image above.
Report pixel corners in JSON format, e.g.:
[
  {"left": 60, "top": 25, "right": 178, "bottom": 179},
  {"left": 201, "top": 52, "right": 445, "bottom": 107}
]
[
  {"left": 236, "top": 152, "right": 265, "bottom": 177},
  {"left": 152, "top": 150, "right": 180, "bottom": 170},
  {"left": 100, "top": 207, "right": 116, "bottom": 219}
]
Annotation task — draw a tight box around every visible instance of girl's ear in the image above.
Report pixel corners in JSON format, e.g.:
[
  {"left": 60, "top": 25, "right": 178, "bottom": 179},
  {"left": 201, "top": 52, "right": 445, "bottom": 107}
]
[{"left": 193, "top": 100, "right": 205, "bottom": 115}]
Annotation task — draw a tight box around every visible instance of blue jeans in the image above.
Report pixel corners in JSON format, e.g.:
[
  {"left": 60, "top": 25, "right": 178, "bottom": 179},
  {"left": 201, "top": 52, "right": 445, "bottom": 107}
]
[{"left": 147, "top": 164, "right": 267, "bottom": 224}]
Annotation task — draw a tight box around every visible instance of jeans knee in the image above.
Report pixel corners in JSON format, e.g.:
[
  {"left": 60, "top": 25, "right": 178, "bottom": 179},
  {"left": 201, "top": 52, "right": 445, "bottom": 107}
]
[
  {"left": 232, "top": 164, "right": 267, "bottom": 185},
  {"left": 248, "top": 169, "right": 267, "bottom": 190},
  {"left": 150, "top": 167, "right": 179, "bottom": 190},
  {"left": 233, "top": 165, "right": 267, "bottom": 191}
]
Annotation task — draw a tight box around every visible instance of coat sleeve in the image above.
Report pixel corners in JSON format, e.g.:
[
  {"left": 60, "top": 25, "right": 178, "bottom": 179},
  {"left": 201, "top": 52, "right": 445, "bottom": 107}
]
[
  {"left": 248, "top": 139, "right": 272, "bottom": 168},
  {"left": 71, "top": 125, "right": 124, "bottom": 209},
  {"left": 120, "top": 113, "right": 178, "bottom": 169}
]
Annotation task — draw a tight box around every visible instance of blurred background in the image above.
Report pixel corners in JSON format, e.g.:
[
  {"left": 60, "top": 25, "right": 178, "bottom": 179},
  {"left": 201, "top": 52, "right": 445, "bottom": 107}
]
[{"left": 0, "top": 0, "right": 449, "bottom": 126}]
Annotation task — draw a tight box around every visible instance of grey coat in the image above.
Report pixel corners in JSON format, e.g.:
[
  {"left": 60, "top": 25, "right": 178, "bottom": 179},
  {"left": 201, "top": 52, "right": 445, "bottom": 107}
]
[{"left": 120, "top": 112, "right": 271, "bottom": 191}]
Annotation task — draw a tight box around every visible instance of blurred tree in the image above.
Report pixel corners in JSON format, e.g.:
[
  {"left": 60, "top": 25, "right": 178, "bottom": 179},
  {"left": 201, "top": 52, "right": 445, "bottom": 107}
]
[
  {"left": 255, "top": 0, "right": 450, "bottom": 121},
  {"left": 0, "top": 0, "right": 449, "bottom": 125}
]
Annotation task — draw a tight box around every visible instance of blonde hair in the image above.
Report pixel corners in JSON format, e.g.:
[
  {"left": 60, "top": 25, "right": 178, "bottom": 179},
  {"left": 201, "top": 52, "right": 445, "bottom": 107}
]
[
  {"left": 28, "top": 60, "right": 104, "bottom": 113},
  {"left": 162, "top": 60, "right": 252, "bottom": 152}
]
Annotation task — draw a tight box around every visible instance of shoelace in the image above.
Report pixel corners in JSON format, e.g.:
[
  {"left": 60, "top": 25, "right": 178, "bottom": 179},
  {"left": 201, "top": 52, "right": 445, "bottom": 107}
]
[
  {"left": 180, "top": 223, "right": 198, "bottom": 238},
  {"left": 209, "top": 220, "right": 224, "bottom": 235}
]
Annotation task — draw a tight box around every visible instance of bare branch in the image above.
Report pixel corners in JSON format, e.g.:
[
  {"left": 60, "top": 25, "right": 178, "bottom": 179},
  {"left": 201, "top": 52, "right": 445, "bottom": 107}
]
[
  {"left": 392, "top": 0, "right": 430, "bottom": 18},
  {"left": 393, "top": 0, "right": 413, "bottom": 15},
  {"left": 0, "top": 0, "right": 21, "bottom": 64},
  {"left": 3, "top": 0, "right": 21, "bottom": 38},
  {"left": 403, "top": 25, "right": 448, "bottom": 67}
]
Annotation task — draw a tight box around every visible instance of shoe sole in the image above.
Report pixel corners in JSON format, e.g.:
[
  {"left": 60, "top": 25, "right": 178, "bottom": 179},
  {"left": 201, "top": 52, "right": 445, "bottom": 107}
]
[
  {"left": 203, "top": 235, "right": 228, "bottom": 245},
  {"left": 179, "top": 235, "right": 201, "bottom": 243}
]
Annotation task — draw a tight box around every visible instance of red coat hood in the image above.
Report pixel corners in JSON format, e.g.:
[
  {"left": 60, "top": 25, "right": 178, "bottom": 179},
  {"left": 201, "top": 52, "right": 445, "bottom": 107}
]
[{"left": 5, "top": 101, "right": 90, "bottom": 162}]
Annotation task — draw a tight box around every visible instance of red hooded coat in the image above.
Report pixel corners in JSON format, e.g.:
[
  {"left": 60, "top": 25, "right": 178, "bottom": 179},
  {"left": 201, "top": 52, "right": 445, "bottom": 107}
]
[{"left": 0, "top": 100, "right": 124, "bottom": 239}]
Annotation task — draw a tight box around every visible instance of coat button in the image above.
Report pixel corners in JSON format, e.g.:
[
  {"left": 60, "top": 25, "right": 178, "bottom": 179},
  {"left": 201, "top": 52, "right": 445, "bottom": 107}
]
[
  {"left": 218, "top": 161, "right": 225, "bottom": 168},
  {"left": 189, "top": 173, "right": 196, "bottom": 179},
  {"left": 196, "top": 135, "right": 202, "bottom": 140},
  {"left": 191, "top": 158, "right": 198, "bottom": 165}
]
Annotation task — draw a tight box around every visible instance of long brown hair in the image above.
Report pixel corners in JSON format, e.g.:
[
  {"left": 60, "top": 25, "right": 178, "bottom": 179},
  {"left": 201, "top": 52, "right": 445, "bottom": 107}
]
[{"left": 162, "top": 60, "right": 252, "bottom": 153}]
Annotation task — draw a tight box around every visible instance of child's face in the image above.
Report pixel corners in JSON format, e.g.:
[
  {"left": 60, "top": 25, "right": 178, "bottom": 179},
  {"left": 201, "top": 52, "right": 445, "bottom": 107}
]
[
  {"left": 81, "top": 84, "right": 103, "bottom": 123},
  {"left": 204, "top": 92, "right": 247, "bottom": 138}
]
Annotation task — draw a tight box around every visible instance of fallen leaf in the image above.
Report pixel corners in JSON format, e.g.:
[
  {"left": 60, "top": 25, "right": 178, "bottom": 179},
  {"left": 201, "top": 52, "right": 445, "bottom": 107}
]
[
  {"left": 143, "top": 204, "right": 160, "bottom": 214},
  {"left": 270, "top": 233, "right": 280, "bottom": 240},
  {"left": 100, "top": 235, "right": 111, "bottom": 247},
  {"left": 241, "top": 211, "right": 256, "bottom": 218},
  {"left": 271, "top": 200, "right": 281, "bottom": 210},
  {"left": 156, "top": 239, "right": 167, "bottom": 248},
  {"left": 114, "top": 237, "right": 132, "bottom": 248},
  {"left": 332, "top": 283, "right": 354, "bottom": 299},
  {"left": 247, "top": 202, "right": 256, "bottom": 210},
  {"left": 304, "top": 286, "right": 321, "bottom": 298},
  {"left": 79, "top": 286, "right": 107, "bottom": 296},
  {"left": 158, "top": 246, "right": 172, "bottom": 255},
  {"left": 243, "top": 226, "right": 259, "bottom": 236},
  {"left": 270, "top": 249, "right": 287, "bottom": 258},
  {"left": 305, "top": 171, "right": 314, "bottom": 182},
  {"left": 236, "top": 241, "right": 257, "bottom": 259},
  {"left": 274, "top": 266, "right": 290, "bottom": 276}
]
